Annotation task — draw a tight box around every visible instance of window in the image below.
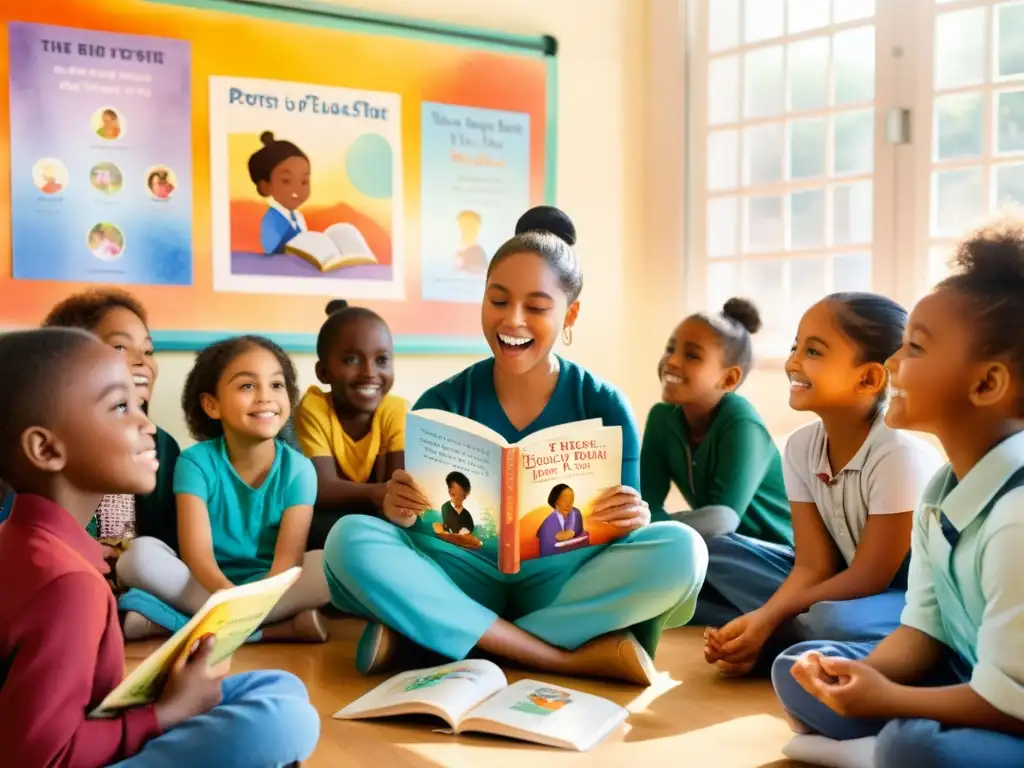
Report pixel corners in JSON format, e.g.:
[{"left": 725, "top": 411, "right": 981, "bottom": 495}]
[{"left": 688, "top": 0, "right": 1024, "bottom": 357}]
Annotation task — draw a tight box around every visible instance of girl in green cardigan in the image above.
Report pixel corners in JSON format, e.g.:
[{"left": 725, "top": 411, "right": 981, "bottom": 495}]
[{"left": 641, "top": 299, "right": 794, "bottom": 629}]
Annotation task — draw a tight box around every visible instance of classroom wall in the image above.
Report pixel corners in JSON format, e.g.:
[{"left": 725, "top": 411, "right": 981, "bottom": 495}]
[{"left": 149, "top": 0, "right": 813, "bottom": 447}]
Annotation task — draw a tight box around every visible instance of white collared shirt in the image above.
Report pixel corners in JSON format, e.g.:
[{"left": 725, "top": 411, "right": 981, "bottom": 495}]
[
  {"left": 783, "top": 414, "right": 942, "bottom": 566},
  {"left": 901, "top": 430, "right": 1024, "bottom": 721},
  {"left": 268, "top": 197, "right": 308, "bottom": 232}
]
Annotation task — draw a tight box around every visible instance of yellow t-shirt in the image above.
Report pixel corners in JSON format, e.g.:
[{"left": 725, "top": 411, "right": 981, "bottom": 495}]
[{"left": 294, "top": 386, "right": 408, "bottom": 483}]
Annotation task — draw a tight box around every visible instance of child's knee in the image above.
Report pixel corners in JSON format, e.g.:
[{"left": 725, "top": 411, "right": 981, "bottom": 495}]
[
  {"left": 875, "top": 719, "right": 942, "bottom": 768},
  {"left": 323, "top": 514, "right": 402, "bottom": 581}
]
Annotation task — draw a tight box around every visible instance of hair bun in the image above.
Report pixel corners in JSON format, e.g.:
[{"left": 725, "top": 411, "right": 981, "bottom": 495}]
[
  {"left": 952, "top": 218, "right": 1024, "bottom": 290},
  {"left": 722, "top": 297, "right": 762, "bottom": 334},
  {"left": 515, "top": 206, "right": 577, "bottom": 246},
  {"left": 325, "top": 299, "right": 349, "bottom": 315},
  {"left": 259, "top": 131, "right": 276, "bottom": 146}
]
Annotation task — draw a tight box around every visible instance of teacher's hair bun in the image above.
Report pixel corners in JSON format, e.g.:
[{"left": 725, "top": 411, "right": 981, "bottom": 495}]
[
  {"left": 259, "top": 131, "right": 277, "bottom": 146},
  {"left": 325, "top": 299, "right": 349, "bottom": 315},
  {"left": 515, "top": 206, "right": 577, "bottom": 246}
]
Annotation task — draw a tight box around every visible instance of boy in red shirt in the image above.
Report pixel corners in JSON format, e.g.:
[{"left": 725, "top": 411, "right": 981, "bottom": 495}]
[{"left": 0, "top": 328, "right": 319, "bottom": 767}]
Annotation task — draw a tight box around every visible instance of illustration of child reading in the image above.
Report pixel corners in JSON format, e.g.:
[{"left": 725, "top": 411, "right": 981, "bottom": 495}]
[
  {"left": 536, "top": 484, "right": 589, "bottom": 558},
  {"left": 96, "top": 108, "right": 122, "bottom": 140},
  {"left": 432, "top": 471, "right": 482, "bottom": 550},
  {"left": 248, "top": 131, "right": 377, "bottom": 271},
  {"left": 147, "top": 168, "right": 175, "bottom": 200},
  {"left": 455, "top": 210, "right": 487, "bottom": 273}
]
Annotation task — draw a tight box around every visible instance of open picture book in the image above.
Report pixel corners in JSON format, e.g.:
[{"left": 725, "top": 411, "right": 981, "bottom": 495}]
[
  {"left": 334, "top": 660, "right": 628, "bottom": 751},
  {"left": 284, "top": 222, "right": 378, "bottom": 271},
  {"left": 405, "top": 411, "right": 624, "bottom": 573},
  {"left": 91, "top": 567, "right": 301, "bottom": 717}
]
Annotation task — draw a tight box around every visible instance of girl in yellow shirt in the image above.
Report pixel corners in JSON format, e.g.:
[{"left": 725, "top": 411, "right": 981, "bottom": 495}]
[{"left": 295, "top": 300, "right": 408, "bottom": 549}]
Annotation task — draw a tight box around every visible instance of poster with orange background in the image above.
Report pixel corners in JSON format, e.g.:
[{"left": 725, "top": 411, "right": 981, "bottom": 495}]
[{"left": 0, "top": 0, "right": 553, "bottom": 353}]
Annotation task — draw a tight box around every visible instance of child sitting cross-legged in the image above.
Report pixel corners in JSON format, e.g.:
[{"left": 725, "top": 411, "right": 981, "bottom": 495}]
[
  {"left": 116, "top": 335, "right": 331, "bottom": 642},
  {"left": 0, "top": 328, "right": 318, "bottom": 767},
  {"left": 773, "top": 220, "right": 1024, "bottom": 767}
]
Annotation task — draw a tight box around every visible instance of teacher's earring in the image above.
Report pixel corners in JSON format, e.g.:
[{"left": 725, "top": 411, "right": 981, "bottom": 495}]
[{"left": 562, "top": 326, "right": 574, "bottom": 346}]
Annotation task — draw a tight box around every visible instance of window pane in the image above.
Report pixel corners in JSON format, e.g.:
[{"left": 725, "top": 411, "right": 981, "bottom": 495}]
[
  {"left": 995, "top": 163, "right": 1024, "bottom": 208},
  {"left": 833, "top": 253, "right": 872, "bottom": 292},
  {"left": 709, "top": 56, "right": 741, "bottom": 125},
  {"left": 997, "top": 90, "right": 1024, "bottom": 155},
  {"left": 833, "top": 182, "right": 873, "bottom": 245},
  {"left": 833, "top": 0, "right": 874, "bottom": 23},
  {"left": 707, "top": 262, "right": 739, "bottom": 312},
  {"left": 787, "top": 0, "right": 830, "bottom": 33},
  {"left": 708, "top": 197, "right": 740, "bottom": 257},
  {"left": 744, "top": 46, "right": 784, "bottom": 118},
  {"left": 789, "top": 118, "right": 827, "bottom": 179},
  {"left": 788, "top": 37, "right": 830, "bottom": 113},
  {"left": 935, "top": 93, "right": 984, "bottom": 160},
  {"left": 935, "top": 8, "right": 986, "bottom": 89},
  {"left": 746, "top": 196, "right": 785, "bottom": 252},
  {"left": 790, "top": 189, "right": 826, "bottom": 250},
  {"left": 928, "top": 245, "right": 953, "bottom": 288},
  {"left": 708, "top": 130, "right": 740, "bottom": 191},
  {"left": 997, "top": 2, "right": 1024, "bottom": 79},
  {"left": 745, "top": 123, "right": 785, "bottom": 185},
  {"left": 834, "top": 110, "right": 874, "bottom": 175},
  {"left": 709, "top": 0, "right": 740, "bottom": 52},
  {"left": 931, "top": 168, "right": 985, "bottom": 237},
  {"left": 744, "top": 0, "right": 784, "bottom": 43},
  {"left": 789, "top": 258, "right": 828, "bottom": 325},
  {"left": 834, "top": 26, "right": 875, "bottom": 105},
  {"left": 742, "top": 260, "right": 786, "bottom": 314}
]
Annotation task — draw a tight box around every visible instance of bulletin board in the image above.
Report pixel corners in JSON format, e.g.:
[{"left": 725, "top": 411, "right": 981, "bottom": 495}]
[{"left": 0, "top": 0, "right": 557, "bottom": 354}]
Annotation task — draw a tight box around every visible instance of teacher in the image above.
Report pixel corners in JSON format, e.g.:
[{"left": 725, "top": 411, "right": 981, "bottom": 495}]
[{"left": 322, "top": 206, "right": 708, "bottom": 685}]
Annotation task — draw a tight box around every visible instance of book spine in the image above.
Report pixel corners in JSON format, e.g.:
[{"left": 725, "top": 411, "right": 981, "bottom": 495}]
[{"left": 499, "top": 446, "right": 521, "bottom": 574}]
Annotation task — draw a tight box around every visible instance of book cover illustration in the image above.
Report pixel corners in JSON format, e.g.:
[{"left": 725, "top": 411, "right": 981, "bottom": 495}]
[{"left": 509, "top": 686, "right": 574, "bottom": 716}]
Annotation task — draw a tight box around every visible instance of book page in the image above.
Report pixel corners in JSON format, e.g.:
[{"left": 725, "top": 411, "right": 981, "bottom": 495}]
[
  {"left": 91, "top": 567, "right": 301, "bottom": 717},
  {"left": 459, "top": 679, "right": 628, "bottom": 751},
  {"left": 333, "top": 660, "right": 507, "bottom": 729},
  {"left": 412, "top": 409, "right": 508, "bottom": 445},
  {"left": 516, "top": 425, "right": 624, "bottom": 565},
  {"left": 406, "top": 411, "right": 506, "bottom": 562},
  {"left": 325, "top": 222, "right": 377, "bottom": 262},
  {"left": 285, "top": 231, "right": 336, "bottom": 265},
  {"left": 516, "top": 419, "right": 603, "bottom": 446}
]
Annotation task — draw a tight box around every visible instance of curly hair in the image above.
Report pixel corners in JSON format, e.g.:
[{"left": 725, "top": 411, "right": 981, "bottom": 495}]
[
  {"left": 182, "top": 335, "right": 299, "bottom": 441},
  {"left": 42, "top": 288, "right": 148, "bottom": 331}
]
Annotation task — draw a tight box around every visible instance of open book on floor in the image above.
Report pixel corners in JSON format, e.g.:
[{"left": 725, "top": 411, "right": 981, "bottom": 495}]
[
  {"left": 406, "top": 411, "right": 625, "bottom": 574},
  {"left": 91, "top": 567, "right": 301, "bottom": 718},
  {"left": 284, "top": 222, "right": 378, "bottom": 271},
  {"left": 333, "top": 660, "right": 628, "bottom": 751}
]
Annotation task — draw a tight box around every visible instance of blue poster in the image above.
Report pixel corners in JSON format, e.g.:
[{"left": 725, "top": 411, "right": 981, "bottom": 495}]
[
  {"left": 420, "top": 103, "right": 530, "bottom": 303},
  {"left": 8, "top": 22, "right": 193, "bottom": 285}
]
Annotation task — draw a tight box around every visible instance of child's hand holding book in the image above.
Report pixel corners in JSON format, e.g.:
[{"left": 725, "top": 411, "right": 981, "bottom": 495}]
[{"left": 154, "top": 635, "right": 231, "bottom": 730}]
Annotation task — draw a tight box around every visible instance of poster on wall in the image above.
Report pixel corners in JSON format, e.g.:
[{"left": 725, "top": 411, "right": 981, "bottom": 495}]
[
  {"left": 209, "top": 76, "right": 403, "bottom": 299},
  {"left": 419, "top": 103, "right": 530, "bottom": 303},
  {"left": 7, "top": 22, "right": 193, "bottom": 285}
]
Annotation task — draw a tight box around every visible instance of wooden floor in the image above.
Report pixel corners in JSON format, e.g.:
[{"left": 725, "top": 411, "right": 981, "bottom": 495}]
[{"left": 127, "top": 620, "right": 805, "bottom": 767}]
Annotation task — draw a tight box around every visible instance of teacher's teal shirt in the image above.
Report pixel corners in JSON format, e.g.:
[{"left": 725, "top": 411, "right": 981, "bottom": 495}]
[
  {"left": 173, "top": 437, "right": 317, "bottom": 584},
  {"left": 413, "top": 356, "right": 641, "bottom": 489}
]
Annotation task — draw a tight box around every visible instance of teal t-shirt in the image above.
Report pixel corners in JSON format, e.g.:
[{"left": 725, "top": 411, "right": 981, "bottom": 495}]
[
  {"left": 173, "top": 437, "right": 317, "bottom": 584},
  {"left": 641, "top": 394, "right": 793, "bottom": 546},
  {"left": 413, "top": 355, "right": 641, "bottom": 488}
]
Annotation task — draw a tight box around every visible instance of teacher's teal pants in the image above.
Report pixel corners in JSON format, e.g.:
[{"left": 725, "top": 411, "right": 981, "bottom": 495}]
[{"left": 322, "top": 516, "right": 708, "bottom": 661}]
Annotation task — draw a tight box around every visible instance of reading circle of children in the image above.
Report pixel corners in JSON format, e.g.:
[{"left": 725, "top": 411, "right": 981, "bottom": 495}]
[
  {"left": 8, "top": 22, "right": 193, "bottom": 286},
  {"left": 208, "top": 76, "right": 404, "bottom": 300}
]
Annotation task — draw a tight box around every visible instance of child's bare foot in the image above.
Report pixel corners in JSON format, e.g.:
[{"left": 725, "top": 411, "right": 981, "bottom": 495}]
[
  {"left": 121, "top": 610, "right": 172, "bottom": 641},
  {"left": 566, "top": 632, "right": 657, "bottom": 686},
  {"left": 261, "top": 609, "right": 329, "bottom": 643}
]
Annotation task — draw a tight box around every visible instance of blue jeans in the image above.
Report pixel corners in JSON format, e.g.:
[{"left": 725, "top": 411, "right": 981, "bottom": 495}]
[
  {"left": 772, "top": 640, "right": 1024, "bottom": 767},
  {"left": 111, "top": 671, "right": 319, "bottom": 767}
]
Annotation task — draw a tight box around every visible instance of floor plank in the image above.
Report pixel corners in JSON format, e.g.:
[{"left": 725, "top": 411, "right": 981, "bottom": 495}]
[{"left": 127, "top": 621, "right": 803, "bottom": 767}]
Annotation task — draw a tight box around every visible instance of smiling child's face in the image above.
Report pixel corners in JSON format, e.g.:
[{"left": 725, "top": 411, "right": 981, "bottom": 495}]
[
  {"left": 93, "top": 306, "right": 158, "bottom": 405},
  {"left": 202, "top": 346, "right": 291, "bottom": 441},
  {"left": 660, "top": 318, "right": 735, "bottom": 407},
  {"left": 317, "top": 317, "right": 394, "bottom": 417},
  {"left": 262, "top": 155, "right": 310, "bottom": 211}
]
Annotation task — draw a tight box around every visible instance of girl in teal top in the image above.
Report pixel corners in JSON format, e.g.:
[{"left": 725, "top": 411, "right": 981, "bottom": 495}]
[
  {"left": 323, "top": 207, "right": 708, "bottom": 685},
  {"left": 642, "top": 299, "right": 794, "bottom": 630}
]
